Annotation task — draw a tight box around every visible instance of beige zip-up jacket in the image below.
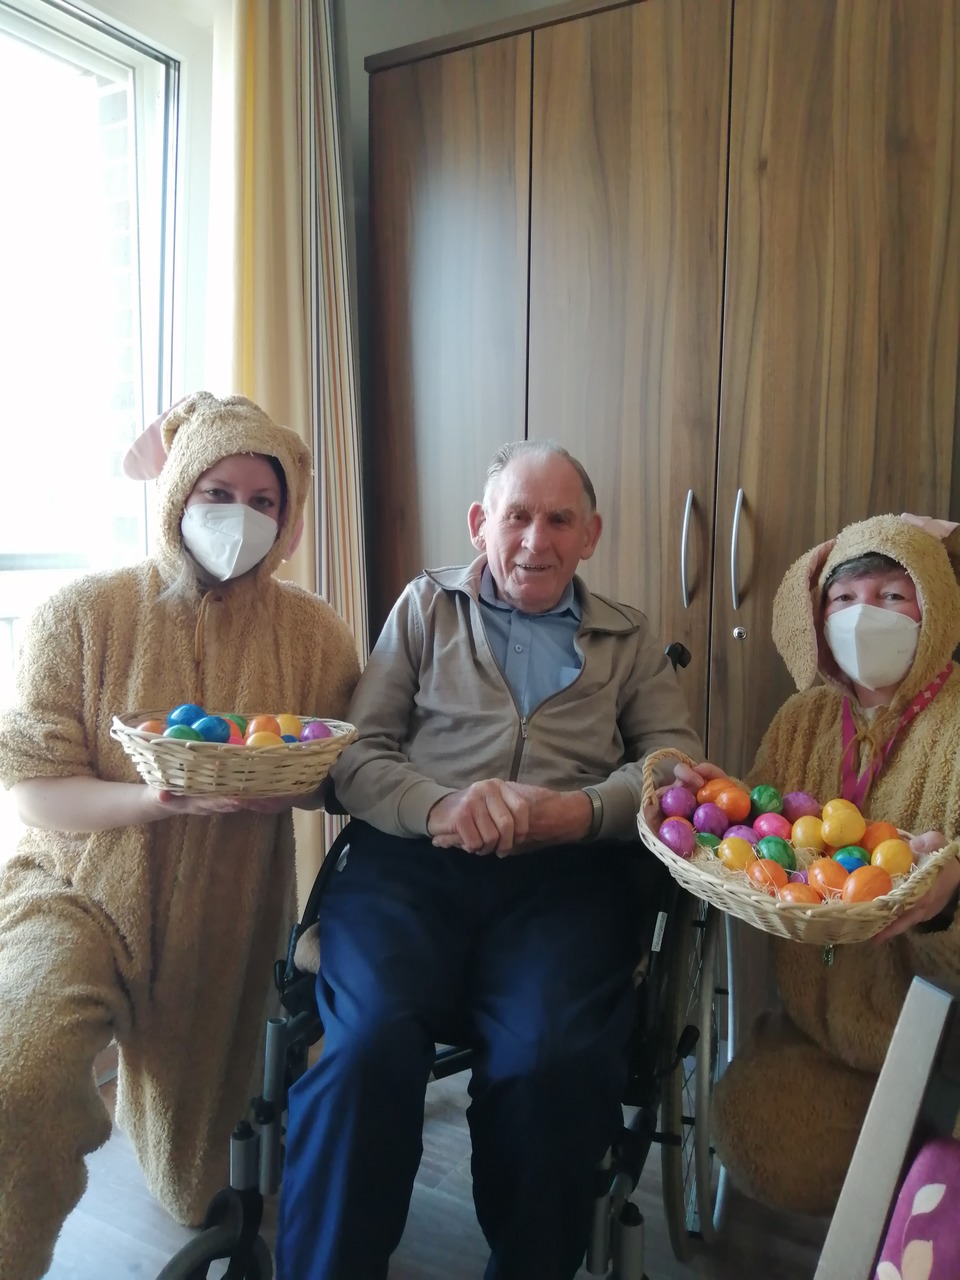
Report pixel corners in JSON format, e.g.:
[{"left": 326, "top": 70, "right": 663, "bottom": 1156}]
[{"left": 330, "top": 558, "right": 702, "bottom": 839}]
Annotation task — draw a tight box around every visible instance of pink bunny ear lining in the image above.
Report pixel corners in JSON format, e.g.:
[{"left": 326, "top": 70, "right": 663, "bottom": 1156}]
[
  {"left": 122, "top": 416, "right": 169, "bottom": 480},
  {"left": 900, "top": 513, "right": 960, "bottom": 541}
]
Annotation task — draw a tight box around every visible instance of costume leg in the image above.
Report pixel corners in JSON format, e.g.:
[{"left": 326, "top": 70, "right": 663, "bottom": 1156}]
[
  {"left": 467, "top": 844, "right": 641, "bottom": 1280},
  {"left": 276, "top": 828, "right": 471, "bottom": 1280},
  {"left": 711, "top": 1007, "right": 876, "bottom": 1214},
  {"left": 0, "top": 861, "right": 129, "bottom": 1280}
]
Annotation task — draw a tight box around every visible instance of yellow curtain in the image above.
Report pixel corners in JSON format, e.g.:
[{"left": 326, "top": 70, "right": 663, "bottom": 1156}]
[{"left": 208, "top": 0, "right": 368, "bottom": 901}]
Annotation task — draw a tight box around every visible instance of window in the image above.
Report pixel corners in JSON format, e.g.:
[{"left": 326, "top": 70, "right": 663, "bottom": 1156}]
[{"left": 0, "top": 0, "right": 212, "bottom": 849}]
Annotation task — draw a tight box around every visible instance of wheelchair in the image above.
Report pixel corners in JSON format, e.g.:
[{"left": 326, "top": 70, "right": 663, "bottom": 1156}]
[
  {"left": 156, "top": 847, "right": 733, "bottom": 1279},
  {"left": 157, "top": 648, "right": 735, "bottom": 1280}
]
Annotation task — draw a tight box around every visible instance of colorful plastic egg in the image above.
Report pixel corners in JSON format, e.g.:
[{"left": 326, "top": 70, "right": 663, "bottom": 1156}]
[
  {"left": 245, "top": 730, "right": 285, "bottom": 748},
  {"left": 724, "top": 823, "right": 760, "bottom": 845},
  {"left": 695, "top": 832, "right": 721, "bottom": 851},
  {"left": 192, "top": 715, "right": 232, "bottom": 743},
  {"left": 136, "top": 719, "right": 166, "bottom": 735},
  {"left": 862, "top": 821, "right": 901, "bottom": 854},
  {"left": 275, "top": 714, "right": 305, "bottom": 739},
  {"left": 821, "top": 798, "right": 863, "bottom": 821},
  {"left": 692, "top": 802, "right": 730, "bottom": 838},
  {"left": 808, "top": 857, "right": 849, "bottom": 898},
  {"left": 750, "top": 784, "right": 783, "bottom": 815},
  {"left": 300, "top": 720, "right": 333, "bottom": 742},
  {"left": 788, "top": 869, "right": 810, "bottom": 884},
  {"left": 781, "top": 791, "right": 822, "bottom": 823},
  {"left": 756, "top": 835, "right": 796, "bottom": 872},
  {"left": 717, "top": 835, "right": 755, "bottom": 871},
  {"left": 821, "top": 807, "right": 867, "bottom": 849},
  {"left": 696, "top": 776, "right": 730, "bottom": 805},
  {"left": 833, "top": 848, "right": 869, "bottom": 874},
  {"left": 163, "top": 724, "right": 203, "bottom": 741},
  {"left": 841, "top": 864, "right": 893, "bottom": 903},
  {"left": 660, "top": 786, "right": 698, "bottom": 820},
  {"left": 713, "top": 786, "right": 752, "bottom": 823},
  {"left": 780, "top": 882, "right": 823, "bottom": 904},
  {"left": 659, "top": 819, "right": 697, "bottom": 858},
  {"left": 246, "top": 715, "right": 282, "bottom": 739},
  {"left": 791, "top": 815, "right": 826, "bottom": 853},
  {"left": 871, "top": 838, "right": 914, "bottom": 877},
  {"left": 747, "top": 857, "right": 789, "bottom": 895},
  {"left": 223, "top": 714, "right": 248, "bottom": 736},
  {"left": 281, "top": 734, "right": 299, "bottom": 743},
  {"left": 168, "top": 703, "right": 205, "bottom": 727},
  {"left": 752, "top": 812, "right": 792, "bottom": 841},
  {"left": 227, "top": 728, "right": 245, "bottom": 745}
]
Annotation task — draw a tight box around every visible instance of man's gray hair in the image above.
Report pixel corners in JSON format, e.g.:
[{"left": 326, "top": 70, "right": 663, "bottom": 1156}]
[{"left": 483, "top": 439, "right": 597, "bottom": 513}]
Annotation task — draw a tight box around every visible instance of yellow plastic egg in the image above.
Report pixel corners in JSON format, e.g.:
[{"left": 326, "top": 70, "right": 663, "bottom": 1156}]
[
  {"left": 717, "top": 835, "right": 755, "bottom": 872},
  {"left": 820, "top": 807, "right": 866, "bottom": 849},
  {"left": 791, "top": 815, "right": 826, "bottom": 853},
  {"left": 245, "top": 730, "right": 285, "bottom": 748},
  {"left": 275, "top": 714, "right": 304, "bottom": 738},
  {"left": 821, "top": 798, "right": 862, "bottom": 821},
  {"left": 870, "top": 838, "right": 914, "bottom": 877}
]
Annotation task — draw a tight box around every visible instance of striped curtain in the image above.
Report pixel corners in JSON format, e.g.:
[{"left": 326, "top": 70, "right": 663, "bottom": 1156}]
[{"left": 208, "top": 0, "right": 367, "bottom": 896}]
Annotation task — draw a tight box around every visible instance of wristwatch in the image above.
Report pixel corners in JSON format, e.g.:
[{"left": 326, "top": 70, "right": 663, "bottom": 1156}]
[{"left": 583, "top": 786, "right": 603, "bottom": 841}]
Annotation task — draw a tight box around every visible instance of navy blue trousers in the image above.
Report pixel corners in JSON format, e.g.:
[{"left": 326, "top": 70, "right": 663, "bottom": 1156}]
[{"left": 276, "top": 822, "right": 642, "bottom": 1280}]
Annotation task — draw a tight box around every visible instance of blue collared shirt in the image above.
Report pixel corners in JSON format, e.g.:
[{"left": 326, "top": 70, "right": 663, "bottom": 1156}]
[{"left": 477, "top": 566, "right": 583, "bottom": 717}]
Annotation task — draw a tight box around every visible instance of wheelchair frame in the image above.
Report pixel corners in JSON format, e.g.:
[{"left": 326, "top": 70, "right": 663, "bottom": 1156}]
[{"left": 156, "top": 831, "right": 733, "bottom": 1280}]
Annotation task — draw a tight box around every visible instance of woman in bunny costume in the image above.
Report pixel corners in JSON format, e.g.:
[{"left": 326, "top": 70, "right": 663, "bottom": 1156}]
[
  {"left": 701, "top": 515, "right": 960, "bottom": 1214},
  {"left": 0, "top": 392, "right": 359, "bottom": 1278}
]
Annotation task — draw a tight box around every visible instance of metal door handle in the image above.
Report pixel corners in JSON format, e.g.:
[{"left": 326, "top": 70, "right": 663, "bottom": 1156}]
[
  {"left": 730, "top": 487, "right": 744, "bottom": 611},
  {"left": 680, "top": 489, "right": 694, "bottom": 608}
]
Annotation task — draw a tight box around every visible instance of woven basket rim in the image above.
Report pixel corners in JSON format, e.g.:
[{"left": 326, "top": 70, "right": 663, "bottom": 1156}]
[
  {"left": 639, "top": 747, "right": 959, "bottom": 943},
  {"left": 111, "top": 710, "right": 356, "bottom": 751}
]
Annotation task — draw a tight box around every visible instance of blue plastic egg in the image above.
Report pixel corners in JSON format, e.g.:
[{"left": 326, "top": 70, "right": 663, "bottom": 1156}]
[
  {"left": 168, "top": 702, "right": 205, "bottom": 727},
  {"left": 192, "top": 715, "right": 231, "bottom": 743},
  {"left": 281, "top": 734, "right": 299, "bottom": 743}
]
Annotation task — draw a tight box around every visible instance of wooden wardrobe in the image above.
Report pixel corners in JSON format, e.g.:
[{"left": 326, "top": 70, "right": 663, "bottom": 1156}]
[{"left": 365, "top": 0, "right": 960, "bottom": 780}]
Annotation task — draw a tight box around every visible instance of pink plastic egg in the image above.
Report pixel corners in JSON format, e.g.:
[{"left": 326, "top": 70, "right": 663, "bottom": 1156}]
[
  {"left": 659, "top": 819, "right": 697, "bottom": 859},
  {"left": 300, "top": 720, "right": 333, "bottom": 741},
  {"left": 724, "top": 823, "right": 759, "bottom": 845},
  {"left": 752, "top": 812, "right": 793, "bottom": 841},
  {"left": 781, "top": 791, "right": 822, "bottom": 823},
  {"left": 789, "top": 869, "right": 810, "bottom": 884},
  {"left": 660, "top": 786, "right": 698, "bottom": 820},
  {"left": 692, "top": 802, "right": 730, "bottom": 839}
]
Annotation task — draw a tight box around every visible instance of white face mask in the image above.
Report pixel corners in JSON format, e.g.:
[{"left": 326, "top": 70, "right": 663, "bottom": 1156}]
[
  {"left": 823, "top": 603, "right": 920, "bottom": 692},
  {"left": 180, "top": 503, "right": 279, "bottom": 581}
]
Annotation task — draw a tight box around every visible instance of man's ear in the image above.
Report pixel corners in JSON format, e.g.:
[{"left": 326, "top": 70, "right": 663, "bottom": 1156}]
[
  {"left": 285, "top": 516, "right": 304, "bottom": 558},
  {"left": 579, "top": 512, "right": 603, "bottom": 561},
  {"left": 467, "top": 501, "right": 486, "bottom": 550}
]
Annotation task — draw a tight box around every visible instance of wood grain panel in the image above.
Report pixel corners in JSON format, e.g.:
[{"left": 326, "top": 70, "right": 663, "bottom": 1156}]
[
  {"left": 367, "top": 37, "right": 531, "bottom": 635},
  {"left": 712, "top": 0, "right": 960, "bottom": 775},
  {"left": 527, "top": 0, "right": 733, "bottom": 742}
]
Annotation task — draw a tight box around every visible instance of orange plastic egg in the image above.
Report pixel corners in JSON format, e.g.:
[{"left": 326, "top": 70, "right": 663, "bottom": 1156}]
[
  {"left": 821, "top": 808, "right": 867, "bottom": 849},
  {"left": 870, "top": 838, "right": 914, "bottom": 877},
  {"left": 714, "top": 786, "right": 752, "bottom": 823},
  {"left": 862, "top": 822, "right": 901, "bottom": 854},
  {"left": 136, "top": 719, "right": 166, "bottom": 735},
  {"left": 791, "top": 815, "right": 826, "bottom": 853},
  {"left": 696, "top": 776, "right": 730, "bottom": 806},
  {"left": 779, "top": 882, "right": 824, "bottom": 905},
  {"left": 746, "top": 858, "right": 789, "bottom": 895},
  {"left": 245, "top": 730, "right": 285, "bottom": 748},
  {"left": 717, "top": 835, "right": 755, "bottom": 872},
  {"left": 808, "top": 857, "right": 849, "bottom": 898},
  {"left": 246, "top": 715, "right": 282, "bottom": 739},
  {"left": 841, "top": 864, "right": 893, "bottom": 903}
]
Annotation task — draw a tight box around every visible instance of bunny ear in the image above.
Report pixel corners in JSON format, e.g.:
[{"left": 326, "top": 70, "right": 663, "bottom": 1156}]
[
  {"left": 122, "top": 396, "right": 194, "bottom": 480},
  {"left": 901, "top": 513, "right": 960, "bottom": 586},
  {"left": 771, "top": 537, "right": 838, "bottom": 690}
]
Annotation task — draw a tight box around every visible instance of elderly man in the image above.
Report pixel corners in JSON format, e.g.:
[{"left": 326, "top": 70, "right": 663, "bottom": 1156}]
[{"left": 276, "top": 440, "right": 702, "bottom": 1280}]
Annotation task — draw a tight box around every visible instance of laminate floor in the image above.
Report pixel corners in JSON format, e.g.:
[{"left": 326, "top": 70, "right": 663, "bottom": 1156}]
[{"left": 45, "top": 1071, "right": 827, "bottom": 1280}]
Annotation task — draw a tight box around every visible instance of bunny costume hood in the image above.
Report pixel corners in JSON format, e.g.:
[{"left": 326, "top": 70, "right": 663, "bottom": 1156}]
[{"left": 0, "top": 392, "right": 359, "bottom": 1277}]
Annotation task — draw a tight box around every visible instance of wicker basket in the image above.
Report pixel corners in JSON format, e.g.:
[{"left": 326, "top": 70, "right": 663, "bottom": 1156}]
[
  {"left": 638, "top": 748, "right": 960, "bottom": 946},
  {"left": 111, "top": 711, "right": 358, "bottom": 797}
]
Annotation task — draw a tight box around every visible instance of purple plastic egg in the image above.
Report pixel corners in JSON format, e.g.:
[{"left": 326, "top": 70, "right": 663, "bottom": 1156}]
[
  {"left": 300, "top": 720, "right": 333, "bottom": 741},
  {"left": 789, "top": 869, "right": 809, "bottom": 884},
  {"left": 693, "top": 802, "right": 730, "bottom": 839},
  {"left": 781, "top": 791, "right": 822, "bottom": 824},
  {"left": 753, "top": 812, "right": 793, "bottom": 841},
  {"left": 660, "top": 785, "right": 698, "bottom": 820},
  {"left": 658, "top": 819, "right": 697, "bottom": 859},
  {"left": 724, "top": 823, "right": 759, "bottom": 846}
]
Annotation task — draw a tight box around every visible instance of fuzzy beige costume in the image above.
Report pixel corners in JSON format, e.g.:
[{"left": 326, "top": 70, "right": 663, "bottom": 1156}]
[
  {"left": 0, "top": 393, "right": 359, "bottom": 1279},
  {"left": 712, "top": 515, "right": 960, "bottom": 1214}
]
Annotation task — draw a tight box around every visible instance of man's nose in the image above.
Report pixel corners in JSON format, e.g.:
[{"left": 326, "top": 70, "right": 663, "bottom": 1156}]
[{"left": 522, "top": 519, "right": 550, "bottom": 550}]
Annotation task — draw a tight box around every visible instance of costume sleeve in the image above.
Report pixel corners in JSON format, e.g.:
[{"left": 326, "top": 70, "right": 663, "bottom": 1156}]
[
  {"left": 593, "top": 621, "right": 704, "bottom": 840},
  {"left": 328, "top": 587, "right": 455, "bottom": 836},
  {"left": 0, "top": 590, "right": 96, "bottom": 788}
]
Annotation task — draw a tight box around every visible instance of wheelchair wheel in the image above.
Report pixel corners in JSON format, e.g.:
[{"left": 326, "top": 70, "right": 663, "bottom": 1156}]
[
  {"left": 659, "top": 894, "right": 732, "bottom": 1261},
  {"left": 155, "top": 1225, "right": 273, "bottom": 1280}
]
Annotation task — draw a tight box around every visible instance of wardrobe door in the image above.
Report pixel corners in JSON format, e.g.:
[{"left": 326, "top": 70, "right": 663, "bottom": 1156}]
[
  {"left": 712, "top": 0, "right": 960, "bottom": 775},
  {"left": 367, "top": 37, "right": 532, "bottom": 635},
  {"left": 527, "top": 0, "right": 733, "bottom": 743}
]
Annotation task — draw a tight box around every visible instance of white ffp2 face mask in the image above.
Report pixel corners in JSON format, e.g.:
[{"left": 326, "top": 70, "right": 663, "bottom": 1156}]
[
  {"left": 823, "top": 603, "right": 920, "bottom": 692},
  {"left": 180, "top": 504, "right": 279, "bottom": 581}
]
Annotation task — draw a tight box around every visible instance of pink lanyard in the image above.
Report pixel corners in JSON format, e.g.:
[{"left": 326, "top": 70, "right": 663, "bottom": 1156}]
[{"left": 840, "top": 663, "right": 953, "bottom": 809}]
